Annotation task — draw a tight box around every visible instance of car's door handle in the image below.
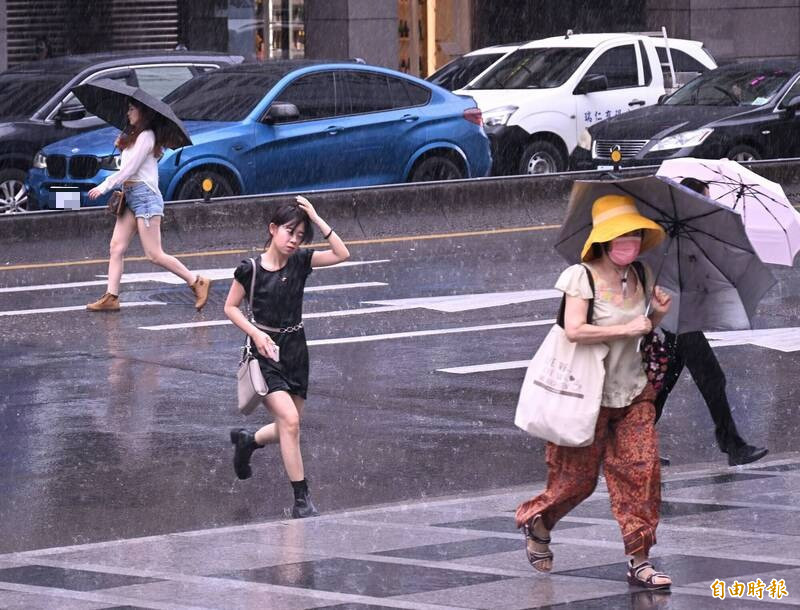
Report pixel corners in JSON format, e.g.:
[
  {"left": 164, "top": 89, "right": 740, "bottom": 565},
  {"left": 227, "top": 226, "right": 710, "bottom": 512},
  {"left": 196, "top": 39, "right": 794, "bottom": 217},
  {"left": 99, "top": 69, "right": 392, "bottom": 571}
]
[
  {"left": 326, "top": 126, "right": 342, "bottom": 135},
  {"left": 402, "top": 114, "right": 419, "bottom": 122},
  {"left": 628, "top": 99, "right": 646, "bottom": 107}
]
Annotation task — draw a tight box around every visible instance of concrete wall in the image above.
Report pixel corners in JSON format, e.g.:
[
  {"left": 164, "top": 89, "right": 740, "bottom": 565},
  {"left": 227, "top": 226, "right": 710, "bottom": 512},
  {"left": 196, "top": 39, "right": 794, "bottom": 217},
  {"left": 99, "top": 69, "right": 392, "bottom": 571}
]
[
  {"left": 305, "top": 0, "right": 398, "bottom": 67},
  {"left": 5, "top": 160, "right": 800, "bottom": 267},
  {"left": 648, "top": 0, "right": 800, "bottom": 62},
  {"left": 0, "top": 0, "right": 7, "bottom": 71}
]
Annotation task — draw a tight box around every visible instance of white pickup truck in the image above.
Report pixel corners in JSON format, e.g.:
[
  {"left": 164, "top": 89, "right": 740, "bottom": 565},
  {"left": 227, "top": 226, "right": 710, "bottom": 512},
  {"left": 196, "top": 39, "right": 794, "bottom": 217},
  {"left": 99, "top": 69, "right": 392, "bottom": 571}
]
[{"left": 456, "top": 31, "right": 717, "bottom": 174}]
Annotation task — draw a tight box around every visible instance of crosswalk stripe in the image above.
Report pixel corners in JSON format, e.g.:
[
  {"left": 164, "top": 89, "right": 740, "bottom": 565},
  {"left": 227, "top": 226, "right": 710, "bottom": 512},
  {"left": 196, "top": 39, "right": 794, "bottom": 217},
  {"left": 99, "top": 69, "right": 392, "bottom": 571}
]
[
  {"left": 306, "top": 320, "right": 555, "bottom": 346},
  {"left": 437, "top": 360, "right": 531, "bottom": 374},
  {"left": 0, "top": 302, "right": 166, "bottom": 317}
]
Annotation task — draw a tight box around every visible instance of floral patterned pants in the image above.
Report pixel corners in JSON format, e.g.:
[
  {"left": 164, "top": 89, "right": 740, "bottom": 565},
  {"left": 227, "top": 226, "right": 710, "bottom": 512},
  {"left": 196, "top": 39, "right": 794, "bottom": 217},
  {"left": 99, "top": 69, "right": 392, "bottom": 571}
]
[{"left": 515, "top": 385, "right": 660, "bottom": 556}]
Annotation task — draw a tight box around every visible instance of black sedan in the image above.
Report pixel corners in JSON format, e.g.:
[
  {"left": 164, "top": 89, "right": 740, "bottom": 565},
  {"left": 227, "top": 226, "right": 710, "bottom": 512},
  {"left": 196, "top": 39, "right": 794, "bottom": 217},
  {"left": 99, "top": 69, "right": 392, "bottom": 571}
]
[
  {"left": 571, "top": 59, "right": 800, "bottom": 170},
  {"left": 0, "top": 51, "right": 242, "bottom": 213}
]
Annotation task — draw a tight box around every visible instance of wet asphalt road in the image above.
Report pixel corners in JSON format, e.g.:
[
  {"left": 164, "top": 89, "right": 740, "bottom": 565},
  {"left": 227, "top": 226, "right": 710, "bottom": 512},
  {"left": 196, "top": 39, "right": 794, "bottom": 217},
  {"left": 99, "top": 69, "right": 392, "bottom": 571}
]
[{"left": 1, "top": 225, "right": 798, "bottom": 554}]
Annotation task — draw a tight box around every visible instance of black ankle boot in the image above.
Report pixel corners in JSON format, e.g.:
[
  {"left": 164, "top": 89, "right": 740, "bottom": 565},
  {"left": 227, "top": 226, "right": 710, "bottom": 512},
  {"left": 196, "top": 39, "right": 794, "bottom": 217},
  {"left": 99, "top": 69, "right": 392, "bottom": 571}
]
[
  {"left": 230, "top": 428, "right": 261, "bottom": 480},
  {"left": 290, "top": 479, "right": 320, "bottom": 518}
]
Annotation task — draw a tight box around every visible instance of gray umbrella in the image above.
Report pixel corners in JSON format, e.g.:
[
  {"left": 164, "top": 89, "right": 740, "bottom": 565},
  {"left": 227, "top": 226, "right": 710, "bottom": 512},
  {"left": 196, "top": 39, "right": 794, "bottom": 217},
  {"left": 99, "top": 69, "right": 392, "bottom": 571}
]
[
  {"left": 555, "top": 175, "right": 776, "bottom": 333},
  {"left": 71, "top": 79, "right": 192, "bottom": 149}
]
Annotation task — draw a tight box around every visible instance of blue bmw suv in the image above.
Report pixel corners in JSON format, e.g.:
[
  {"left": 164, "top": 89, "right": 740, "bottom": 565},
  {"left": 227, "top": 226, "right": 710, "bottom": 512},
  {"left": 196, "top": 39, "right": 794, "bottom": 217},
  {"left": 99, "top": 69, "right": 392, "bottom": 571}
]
[{"left": 27, "top": 60, "right": 491, "bottom": 209}]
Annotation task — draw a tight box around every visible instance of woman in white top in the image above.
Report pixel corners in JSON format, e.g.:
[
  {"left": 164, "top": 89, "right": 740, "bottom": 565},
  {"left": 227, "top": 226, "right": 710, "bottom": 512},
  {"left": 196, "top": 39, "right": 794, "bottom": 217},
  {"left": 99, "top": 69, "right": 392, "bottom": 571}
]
[
  {"left": 85, "top": 99, "right": 210, "bottom": 311},
  {"left": 515, "top": 194, "right": 674, "bottom": 589}
]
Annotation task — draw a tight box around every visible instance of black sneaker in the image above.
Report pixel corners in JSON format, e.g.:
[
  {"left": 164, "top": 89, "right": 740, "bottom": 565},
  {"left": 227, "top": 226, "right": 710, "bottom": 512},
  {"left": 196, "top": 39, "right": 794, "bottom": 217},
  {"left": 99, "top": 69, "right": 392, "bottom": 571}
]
[
  {"left": 291, "top": 492, "right": 320, "bottom": 519},
  {"left": 727, "top": 444, "right": 768, "bottom": 466},
  {"left": 230, "top": 428, "right": 259, "bottom": 480}
]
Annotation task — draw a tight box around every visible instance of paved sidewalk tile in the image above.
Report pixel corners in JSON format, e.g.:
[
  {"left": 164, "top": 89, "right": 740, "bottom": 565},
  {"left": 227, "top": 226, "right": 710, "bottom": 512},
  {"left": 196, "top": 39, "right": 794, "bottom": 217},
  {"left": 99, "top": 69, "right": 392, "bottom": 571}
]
[{"left": 1, "top": 454, "right": 799, "bottom": 609}]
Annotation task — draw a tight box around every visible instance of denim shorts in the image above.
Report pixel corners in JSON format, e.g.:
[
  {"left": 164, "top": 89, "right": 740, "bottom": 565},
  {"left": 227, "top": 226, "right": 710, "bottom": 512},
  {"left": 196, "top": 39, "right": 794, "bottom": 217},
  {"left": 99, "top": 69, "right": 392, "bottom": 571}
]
[{"left": 123, "top": 182, "right": 164, "bottom": 226}]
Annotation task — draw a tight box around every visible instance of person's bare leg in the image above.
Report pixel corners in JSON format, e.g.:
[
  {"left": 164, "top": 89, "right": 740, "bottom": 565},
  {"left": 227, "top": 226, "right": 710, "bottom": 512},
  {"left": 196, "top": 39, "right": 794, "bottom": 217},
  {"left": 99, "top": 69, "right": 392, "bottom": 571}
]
[
  {"left": 136, "top": 216, "right": 196, "bottom": 285},
  {"left": 264, "top": 391, "right": 304, "bottom": 481},
  {"left": 255, "top": 397, "right": 304, "bottom": 446},
  {"left": 107, "top": 209, "right": 138, "bottom": 295}
]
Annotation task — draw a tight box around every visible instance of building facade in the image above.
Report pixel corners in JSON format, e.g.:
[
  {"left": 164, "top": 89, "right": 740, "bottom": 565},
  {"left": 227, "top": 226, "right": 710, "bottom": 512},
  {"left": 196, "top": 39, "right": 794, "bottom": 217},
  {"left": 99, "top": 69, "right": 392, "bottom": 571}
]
[{"left": 1, "top": 1, "right": 799, "bottom": 72}]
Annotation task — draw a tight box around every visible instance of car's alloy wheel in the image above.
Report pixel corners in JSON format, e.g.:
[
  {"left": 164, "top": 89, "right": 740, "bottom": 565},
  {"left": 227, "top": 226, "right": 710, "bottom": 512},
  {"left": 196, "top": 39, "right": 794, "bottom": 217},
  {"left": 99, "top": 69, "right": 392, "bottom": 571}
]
[
  {"left": 727, "top": 145, "right": 761, "bottom": 163},
  {"left": 409, "top": 156, "right": 464, "bottom": 182},
  {"left": 175, "top": 169, "right": 236, "bottom": 201},
  {"left": 0, "top": 169, "right": 28, "bottom": 214},
  {"left": 519, "top": 140, "right": 565, "bottom": 175}
]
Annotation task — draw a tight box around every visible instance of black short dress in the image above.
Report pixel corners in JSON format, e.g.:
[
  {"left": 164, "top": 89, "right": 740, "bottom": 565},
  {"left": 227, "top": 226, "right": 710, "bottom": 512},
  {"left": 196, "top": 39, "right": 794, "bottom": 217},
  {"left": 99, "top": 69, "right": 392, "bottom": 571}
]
[{"left": 234, "top": 249, "right": 314, "bottom": 399}]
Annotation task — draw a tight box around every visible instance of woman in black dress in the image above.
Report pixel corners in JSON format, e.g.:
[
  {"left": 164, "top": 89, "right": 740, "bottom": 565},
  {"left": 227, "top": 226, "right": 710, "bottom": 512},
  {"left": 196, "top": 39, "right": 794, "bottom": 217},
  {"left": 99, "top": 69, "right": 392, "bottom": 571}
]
[{"left": 225, "top": 195, "right": 350, "bottom": 518}]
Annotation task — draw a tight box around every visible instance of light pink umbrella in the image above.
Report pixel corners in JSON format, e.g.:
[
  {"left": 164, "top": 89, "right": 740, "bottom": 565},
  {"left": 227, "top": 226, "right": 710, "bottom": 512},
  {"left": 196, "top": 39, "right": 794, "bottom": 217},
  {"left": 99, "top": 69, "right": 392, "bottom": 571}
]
[{"left": 656, "top": 157, "right": 800, "bottom": 266}]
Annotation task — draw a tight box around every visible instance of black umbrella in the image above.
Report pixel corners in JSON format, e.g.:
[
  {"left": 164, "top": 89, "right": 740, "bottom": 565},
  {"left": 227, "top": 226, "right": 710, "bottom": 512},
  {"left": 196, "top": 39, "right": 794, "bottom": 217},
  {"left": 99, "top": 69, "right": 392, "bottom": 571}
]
[{"left": 71, "top": 79, "right": 192, "bottom": 149}]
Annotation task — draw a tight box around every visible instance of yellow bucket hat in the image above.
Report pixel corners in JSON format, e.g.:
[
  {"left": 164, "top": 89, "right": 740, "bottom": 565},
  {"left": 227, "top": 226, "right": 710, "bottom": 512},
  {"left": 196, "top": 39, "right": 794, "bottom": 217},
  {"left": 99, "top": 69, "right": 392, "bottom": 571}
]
[{"left": 581, "top": 194, "right": 665, "bottom": 261}]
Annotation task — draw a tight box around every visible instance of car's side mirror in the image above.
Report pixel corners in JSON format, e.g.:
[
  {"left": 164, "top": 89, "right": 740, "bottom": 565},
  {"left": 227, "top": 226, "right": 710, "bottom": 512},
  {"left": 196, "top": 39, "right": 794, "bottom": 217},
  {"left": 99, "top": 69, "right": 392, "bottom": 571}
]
[
  {"left": 574, "top": 74, "right": 608, "bottom": 95},
  {"left": 264, "top": 102, "right": 300, "bottom": 124},
  {"left": 782, "top": 95, "right": 800, "bottom": 116},
  {"left": 55, "top": 105, "right": 87, "bottom": 124},
  {"left": 657, "top": 94, "right": 668, "bottom": 105}
]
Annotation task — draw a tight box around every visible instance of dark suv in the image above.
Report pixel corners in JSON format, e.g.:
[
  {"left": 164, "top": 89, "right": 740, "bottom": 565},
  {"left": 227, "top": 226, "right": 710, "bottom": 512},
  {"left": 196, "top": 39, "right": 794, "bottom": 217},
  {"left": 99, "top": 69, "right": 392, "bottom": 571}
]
[{"left": 0, "top": 51, "right": 242, "bottom": 213}]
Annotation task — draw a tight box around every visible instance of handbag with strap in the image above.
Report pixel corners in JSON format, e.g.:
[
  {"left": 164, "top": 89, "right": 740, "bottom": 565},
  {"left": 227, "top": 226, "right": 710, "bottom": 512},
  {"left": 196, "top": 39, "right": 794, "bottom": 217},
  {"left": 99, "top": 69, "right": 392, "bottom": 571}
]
[
  {"left": 631, "top": 261, "right": 675, "bottom": 392},
  {"left": 237, "top": 258, "right": 269, "bottom": 414},
  {"left": 514, "top": 265, "right": 608, "bottom": 447},
  {"left": 107, "top": 190, "right": 126, "bottom": 216}
]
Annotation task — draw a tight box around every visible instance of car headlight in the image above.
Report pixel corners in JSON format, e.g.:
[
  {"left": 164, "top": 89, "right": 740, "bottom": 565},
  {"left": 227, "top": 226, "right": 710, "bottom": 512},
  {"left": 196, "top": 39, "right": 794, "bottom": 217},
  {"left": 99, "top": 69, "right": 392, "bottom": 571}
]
[
  {"left": 482, "top": 105, "right": 518, "bottom": 127},
  {"left": 577, "top": 128, "right": 592, "bottom": 151},
  {"left": 32, "top": 152, "right": 47, "bottom": 169},
  {"left": 99, "top": 154, "right": 122, "bottom": 170},
  {"left": 649, "top": 128, "right": 713, "bottom": 152}
]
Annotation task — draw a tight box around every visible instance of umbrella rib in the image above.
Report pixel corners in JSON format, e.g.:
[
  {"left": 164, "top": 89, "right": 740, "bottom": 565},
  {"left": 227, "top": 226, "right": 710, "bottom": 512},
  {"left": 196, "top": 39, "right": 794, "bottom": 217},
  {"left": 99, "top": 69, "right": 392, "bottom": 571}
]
[
  {"left": 683, "top": 226, "right": 755, "bottom": 255},
  {"left": 612, "top": 183, "right": 675, "bottom": 223}
]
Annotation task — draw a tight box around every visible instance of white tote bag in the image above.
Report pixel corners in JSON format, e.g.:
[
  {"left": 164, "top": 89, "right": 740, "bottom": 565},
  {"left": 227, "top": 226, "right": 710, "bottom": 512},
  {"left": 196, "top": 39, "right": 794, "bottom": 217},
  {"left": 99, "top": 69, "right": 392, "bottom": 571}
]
[{"left": 515, "top": 324, "right": 608, "bottom": 447}]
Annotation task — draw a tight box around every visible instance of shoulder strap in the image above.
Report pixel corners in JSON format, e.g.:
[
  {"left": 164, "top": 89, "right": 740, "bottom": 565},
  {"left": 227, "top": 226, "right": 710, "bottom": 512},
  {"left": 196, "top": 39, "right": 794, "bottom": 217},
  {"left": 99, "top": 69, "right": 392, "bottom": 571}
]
[
  {"left": 631, "top": 260, "right": 647, "bottom": 293},
  {"left": 556, "top": 263, "right": 595, "bottom": 328},
  {"left": 248, "top": 258, "right": 256, "bottom": 320}
]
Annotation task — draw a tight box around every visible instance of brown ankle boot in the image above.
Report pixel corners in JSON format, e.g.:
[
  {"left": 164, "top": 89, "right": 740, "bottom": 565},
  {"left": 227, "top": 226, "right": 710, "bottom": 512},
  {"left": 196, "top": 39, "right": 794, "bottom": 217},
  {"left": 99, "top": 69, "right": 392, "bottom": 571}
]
[
  {"left": 190, "top": 275, "right": 211, "bottom": 311},
  {"left": 86, "top": 292, "right": 120, "bottom": 311}
]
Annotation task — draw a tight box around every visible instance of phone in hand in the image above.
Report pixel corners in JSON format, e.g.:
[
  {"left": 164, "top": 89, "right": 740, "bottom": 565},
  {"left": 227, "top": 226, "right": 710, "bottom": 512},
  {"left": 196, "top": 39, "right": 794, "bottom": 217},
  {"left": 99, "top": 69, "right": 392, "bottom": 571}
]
[{"left": 269, "top": 344, "right": 280, "bottom": 362}]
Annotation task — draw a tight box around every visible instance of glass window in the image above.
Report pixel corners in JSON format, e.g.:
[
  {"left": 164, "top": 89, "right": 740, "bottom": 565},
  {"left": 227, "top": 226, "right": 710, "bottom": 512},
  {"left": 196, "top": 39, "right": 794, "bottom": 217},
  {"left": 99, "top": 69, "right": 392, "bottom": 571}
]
[
  {"left": 0, "top": 73, "right": 69, "bottom": 119},
  {"left": 428, "top": 53, "right": 504, "bottom": 90},
  {"left": 386, "top": 76, "right": 431, "bottom": 109},
  {"left": 468, "top": 47, "right": 592, "bottom": 90},
  {"left": 166, "top": 72, "right": 283, "bottom": 121},
  {"left": 274, "top": 72, "right": 336, "bottom": 121},
  {"left": 666, "top": 66, "right": 793, "bottom": 107},
  {"left": 587, "top": 45, "right": 639, "bottom": 89},
  {"left": 780, "top": 76, "right": 800, "bottom": 108},
  {"left": 135, "top": 66, "right": 196, "bottom": 100},
  {"left": 338, "top": 71, "right": 393, "bottom": 114},
  {"left": 656, "top": 48, "right": 709, "bottom": 74}
]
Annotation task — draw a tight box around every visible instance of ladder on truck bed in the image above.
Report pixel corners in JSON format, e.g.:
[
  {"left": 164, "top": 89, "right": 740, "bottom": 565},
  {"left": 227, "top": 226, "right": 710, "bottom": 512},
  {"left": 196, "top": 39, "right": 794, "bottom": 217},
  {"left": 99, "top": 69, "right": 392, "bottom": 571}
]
[{"left": 632, "top": 26, "right": 678, "bottom": 91}]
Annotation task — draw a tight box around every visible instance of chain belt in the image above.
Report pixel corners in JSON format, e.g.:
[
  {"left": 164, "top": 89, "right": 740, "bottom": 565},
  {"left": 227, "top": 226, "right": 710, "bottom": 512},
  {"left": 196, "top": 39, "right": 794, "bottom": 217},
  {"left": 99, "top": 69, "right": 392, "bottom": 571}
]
[{"left": 253, "top": 321, "right": 304, "bottom": 334}]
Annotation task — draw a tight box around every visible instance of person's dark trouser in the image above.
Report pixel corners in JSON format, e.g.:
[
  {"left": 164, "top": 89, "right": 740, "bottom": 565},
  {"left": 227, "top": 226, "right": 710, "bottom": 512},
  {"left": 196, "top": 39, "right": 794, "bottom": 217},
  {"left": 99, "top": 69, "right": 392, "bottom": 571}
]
[{"left": 654, "top": 331, "right": 745, "bottom": 452}]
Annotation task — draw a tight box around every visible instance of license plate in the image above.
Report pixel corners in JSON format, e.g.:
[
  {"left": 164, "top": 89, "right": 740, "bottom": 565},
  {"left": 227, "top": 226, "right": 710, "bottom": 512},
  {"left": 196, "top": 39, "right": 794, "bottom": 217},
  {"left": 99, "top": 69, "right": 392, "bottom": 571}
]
[
  {"left": 596, "top": 165, "right": 614, "bottom": 171},
  {"left": 51, "top": 187, "right": 81, "bottom": 210}
]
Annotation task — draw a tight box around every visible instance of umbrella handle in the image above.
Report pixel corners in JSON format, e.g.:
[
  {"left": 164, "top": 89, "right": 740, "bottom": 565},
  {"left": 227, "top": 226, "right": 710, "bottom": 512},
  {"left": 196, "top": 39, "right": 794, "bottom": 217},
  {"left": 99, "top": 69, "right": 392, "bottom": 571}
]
[{"left": 637, "top": 236, "right": 674, "bottom": 352}]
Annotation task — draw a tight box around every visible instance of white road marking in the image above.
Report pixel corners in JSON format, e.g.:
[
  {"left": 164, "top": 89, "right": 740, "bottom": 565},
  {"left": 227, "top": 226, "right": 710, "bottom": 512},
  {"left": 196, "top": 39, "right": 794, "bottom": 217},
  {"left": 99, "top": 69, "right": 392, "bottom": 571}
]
[
  {"left": 138, "top": 288, "right": 559, "bottom": 331},
  {"left": 438, "top": 360, "right": 531, "bottom": 374},
  {"left": 0, "top": 259, "right": 391, "bottom": 293},
  {"left": 706, "top": 328, "right": 800, "bottom": 353},
  {"left": 364, "top": 289, "right": 560, "bottom": 312},
  {"left": 0, "top": 302, "right": 165, "bottom": 317},
  {"left": 306, "top": 320, "right": 554, "bottom": 346},
  {"left": 139, "top": 304, "right": 405, "bottom": 331},
  {"left": 96, "top": 259, "right": 392, "bottom": 284}
]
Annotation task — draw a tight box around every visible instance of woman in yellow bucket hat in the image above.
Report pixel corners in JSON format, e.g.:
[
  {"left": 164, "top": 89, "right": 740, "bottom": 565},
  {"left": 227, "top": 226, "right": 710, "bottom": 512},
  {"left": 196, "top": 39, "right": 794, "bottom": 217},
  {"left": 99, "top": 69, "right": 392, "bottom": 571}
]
[{"left": 516, "top": 194, "right": 674, "bottom": 589}]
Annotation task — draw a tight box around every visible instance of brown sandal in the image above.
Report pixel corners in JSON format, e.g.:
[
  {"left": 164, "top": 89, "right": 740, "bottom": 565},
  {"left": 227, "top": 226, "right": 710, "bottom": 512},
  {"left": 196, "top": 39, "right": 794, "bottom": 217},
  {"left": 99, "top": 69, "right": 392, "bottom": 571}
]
[
  {"left": 627, "top": 559, "right": 671, "bottom": 589},
  {"left": 523, "top": 515, "right": 553, "bottom": 572}
]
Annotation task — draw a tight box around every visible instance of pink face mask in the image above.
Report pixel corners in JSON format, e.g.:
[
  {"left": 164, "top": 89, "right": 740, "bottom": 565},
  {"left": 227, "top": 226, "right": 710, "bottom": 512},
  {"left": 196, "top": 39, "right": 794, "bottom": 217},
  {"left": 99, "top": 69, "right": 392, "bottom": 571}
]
[{"left": 608, "top": 236, "right": 642, "bottom": 266}]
